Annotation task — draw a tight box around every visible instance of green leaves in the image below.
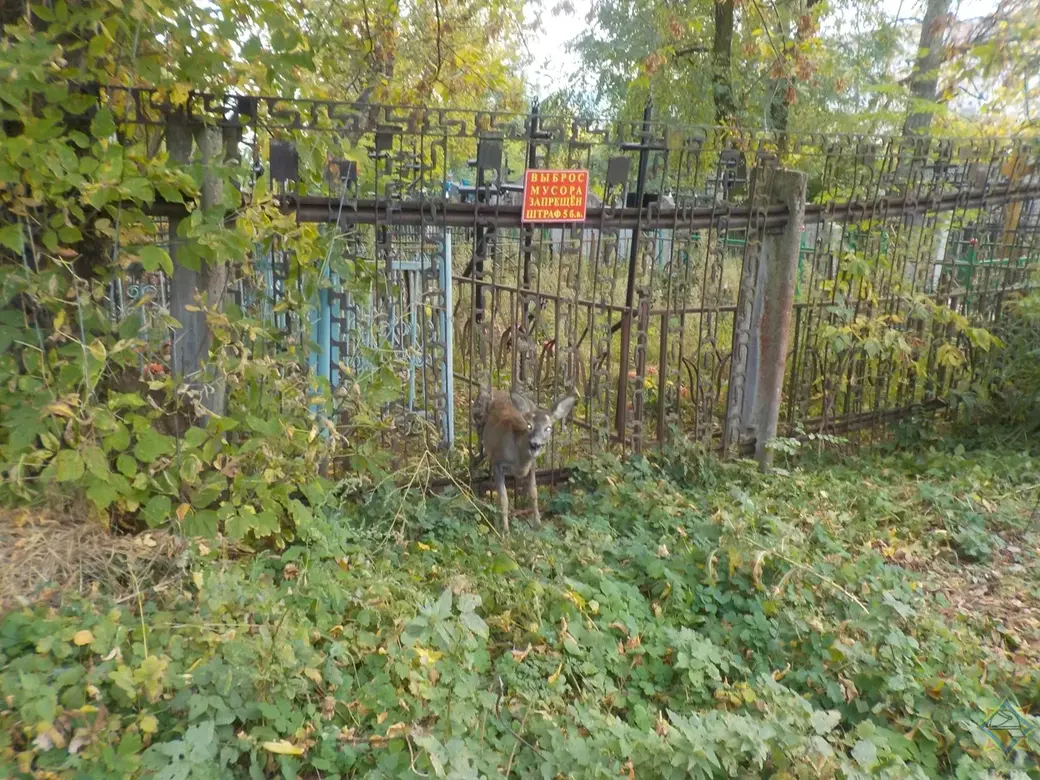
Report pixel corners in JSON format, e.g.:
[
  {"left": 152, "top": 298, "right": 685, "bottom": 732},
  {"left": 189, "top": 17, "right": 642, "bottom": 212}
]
[
  {"left": 4, "top": 440, "right": 1039, "bottom": 778},
  {"left": 432, "top": 587, "right": 452, "bottom": 620},
  {"left": 457, "top": 593, "right": 488, "bottom": 639},
  {"left": 851, "top": 738, "right": 879, "bottom": 770},
  {"left": 811, "top": 709, "right": 841, "bottom": 735},
  {"left": 134, "top": 430, "right": 174, "bottom": 464},
  {"left": 491, "top": 552, "right": 518, "bottom": 575},
  {"left": 54, "top": 449, "right": 85, "bottom": 482},
  {"left": 82, "top": 444, "right": 110, "bottom": 479},
  {"left": 90, "top": 108, "right": 117, "bottom": 139},
  {"left": 141, "top": 495, "right": 173, "bottom": 527},
  {"left": 138, "top": 245, "right": 174, "bottom": 275},
  {"left": 458, "top": 609, "right": 488, "bottom": 639},
  {"left": 0, "top": 223, "right": 25, "bottom": 253},
  {"left": 224, "top": 506, "right": 280, "bottom": 541},
  {"left": 117, "top": 453, "right": 138, "bottom": 477},
  {"left": 144, "top": 720, "right": 218, "bottom": 780}
]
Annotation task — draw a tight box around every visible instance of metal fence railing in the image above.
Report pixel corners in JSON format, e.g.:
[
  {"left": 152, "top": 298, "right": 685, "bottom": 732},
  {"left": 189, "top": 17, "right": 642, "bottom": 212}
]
[{"left": 102, "top": 86, "right": 1040, "bottom": 475}]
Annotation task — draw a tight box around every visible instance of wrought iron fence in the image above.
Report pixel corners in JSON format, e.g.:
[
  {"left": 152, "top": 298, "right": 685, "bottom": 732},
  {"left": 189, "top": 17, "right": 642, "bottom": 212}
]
[{"left": 100, "top": 85, "right": 1040, "bottom": 475}]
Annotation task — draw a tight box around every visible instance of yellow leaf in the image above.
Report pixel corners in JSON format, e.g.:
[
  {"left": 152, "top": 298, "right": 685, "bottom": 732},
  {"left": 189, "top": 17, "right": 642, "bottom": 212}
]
[
  {"left": 415, "top": 646, "right": 443, "bottom": 665},
  {"left": 176, "top": 503, "right": 191, "bottom": 522},
  {"left": 73, "top": 630, "right": 94, "bottom": 647},
  {"left": 548, "top": 662, "right": 563, "bottom": 685},
  {"left": 262, "top": 740, "right": 304, "bottom": 756},
  {"left": 45, "top": 401, "right": 77, "bottom": 418},
  {"left": 139, "top": 714, "right": 158, "bottom": 734},
  {"left": 302, "top": 668, "right": 323, "bottom": 684},
  {"left": 170, "top": 82, "right": 192, "bottom": 107},
  {"left": 564, "top": 589, "right": 586, "bottom": 609}
]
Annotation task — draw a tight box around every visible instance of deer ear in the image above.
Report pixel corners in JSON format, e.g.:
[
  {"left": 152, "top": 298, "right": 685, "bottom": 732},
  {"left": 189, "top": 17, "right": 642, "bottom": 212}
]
[
  {"left": 550, "top": 394, "right": 577, "bottom": 421},
  {"left": 510, "top": 391, "right": 537, "bottom": 415}
]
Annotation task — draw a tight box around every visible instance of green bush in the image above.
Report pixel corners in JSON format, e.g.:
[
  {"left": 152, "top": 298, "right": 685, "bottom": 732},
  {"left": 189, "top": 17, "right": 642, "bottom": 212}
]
[
  {"left": 982, "top": 290, "right": 1040, "bottom": 435},
  {"left": 3, "top": 445, "right": 1038, "bottom": 778}
]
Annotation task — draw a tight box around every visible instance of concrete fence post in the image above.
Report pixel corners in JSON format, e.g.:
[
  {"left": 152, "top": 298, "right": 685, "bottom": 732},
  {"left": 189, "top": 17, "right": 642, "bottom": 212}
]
[
  {"left": 744, "top": 169, "right": 807, "bottom": 470},
  {"left": 167, "top": 113, "right": 199, "bottom": 381},
  {"left": 167, "top": 115, "right": 231, "bottom": 420},
  {"left": 196, "top": 122, "right": 229, "bottom": 417},
  {"left": 723, "top": 167, "right": 772, "bottom": 458}
]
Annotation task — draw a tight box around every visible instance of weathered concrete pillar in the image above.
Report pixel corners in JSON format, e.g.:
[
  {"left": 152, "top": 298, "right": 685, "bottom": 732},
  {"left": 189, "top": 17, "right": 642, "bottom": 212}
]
[
  {"left": 168, "top": 116, "right": 229, "bottom": 418},
  {"left": 723, "top": 167, "right": 775, "bottom": 457},
  {"left": 196, "top": 122, "right": 228, "bottom": 417},
  {"left": 167, "top": 113, "right": 200, "bottom": 381},
  {"left": 747, "top": 169, "right": 807, "bottom": 471}
]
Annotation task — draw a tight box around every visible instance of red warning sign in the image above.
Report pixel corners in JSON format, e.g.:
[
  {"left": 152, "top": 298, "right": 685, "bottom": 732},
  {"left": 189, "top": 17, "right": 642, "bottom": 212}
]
[{"left": 521, "top": 169, "right": 589, "bottom": 223}]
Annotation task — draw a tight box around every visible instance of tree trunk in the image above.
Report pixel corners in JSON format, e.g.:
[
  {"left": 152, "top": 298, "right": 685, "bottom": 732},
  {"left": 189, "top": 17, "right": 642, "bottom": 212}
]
[
  {"left": 769, "top": 0, "right": 822, "bottom": 145},
  {"left": 902, "top": 0, "right": 951, "bottom": 136},
  {"left": 712, "top": 0, "right": 736, "bottom": 124}
]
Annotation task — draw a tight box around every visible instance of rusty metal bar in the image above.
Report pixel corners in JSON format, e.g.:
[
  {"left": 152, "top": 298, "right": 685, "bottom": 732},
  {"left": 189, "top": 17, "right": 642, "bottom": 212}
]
[
  {"left": 144, "top": 184, "right": 1040, "bottom": 233},
  {"left": 615, "top": 101, "right": 654, "bottom": 443}
]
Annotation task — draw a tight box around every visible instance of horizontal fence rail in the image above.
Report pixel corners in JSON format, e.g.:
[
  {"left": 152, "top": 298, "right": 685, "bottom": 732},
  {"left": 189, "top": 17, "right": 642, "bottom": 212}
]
[{"left": 145, "top": 183, "right": 1040, "bottom": 230}]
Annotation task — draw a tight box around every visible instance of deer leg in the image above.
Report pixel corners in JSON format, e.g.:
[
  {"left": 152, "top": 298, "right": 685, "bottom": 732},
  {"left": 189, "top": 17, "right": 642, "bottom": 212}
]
[
  {"left": 494, "top": 466, "right": 510, "bottom": 534},
  {"left": 527, "top": 468, "right": 541, "bottom": 527}
]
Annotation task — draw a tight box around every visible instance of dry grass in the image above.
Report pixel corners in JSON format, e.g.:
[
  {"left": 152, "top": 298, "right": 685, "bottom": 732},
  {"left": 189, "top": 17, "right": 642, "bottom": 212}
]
[{"left": 0, "top": 507, "right": 189, "bottom": 613}]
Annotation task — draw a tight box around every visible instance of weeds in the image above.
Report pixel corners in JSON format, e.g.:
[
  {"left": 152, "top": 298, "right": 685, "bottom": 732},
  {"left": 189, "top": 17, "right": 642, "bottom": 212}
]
[{"left": 3, "top": 438, "right": 1039, "bottom": 778}]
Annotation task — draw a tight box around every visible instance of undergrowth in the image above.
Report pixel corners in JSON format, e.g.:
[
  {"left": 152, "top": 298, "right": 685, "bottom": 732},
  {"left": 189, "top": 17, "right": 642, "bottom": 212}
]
[{"left": 2, "top": 440, "right": 1039, "bottom": 779}]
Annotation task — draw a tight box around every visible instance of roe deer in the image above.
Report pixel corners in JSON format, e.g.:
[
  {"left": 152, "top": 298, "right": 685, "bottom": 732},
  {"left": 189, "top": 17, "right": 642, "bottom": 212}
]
[{"left": 473, "top": 386, "right": 576, "bottom": 533}]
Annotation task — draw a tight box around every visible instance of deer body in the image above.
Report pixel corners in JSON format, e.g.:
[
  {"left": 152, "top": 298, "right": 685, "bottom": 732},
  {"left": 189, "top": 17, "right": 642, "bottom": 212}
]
[{"left": 474, "top": 387, "right": 576, "bottom": 533}]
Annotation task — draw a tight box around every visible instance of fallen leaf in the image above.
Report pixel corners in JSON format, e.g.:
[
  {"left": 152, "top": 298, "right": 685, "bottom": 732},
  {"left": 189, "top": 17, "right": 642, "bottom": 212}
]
[{"left": 262, "top": 740, "right": 304, "bottom": 756}]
